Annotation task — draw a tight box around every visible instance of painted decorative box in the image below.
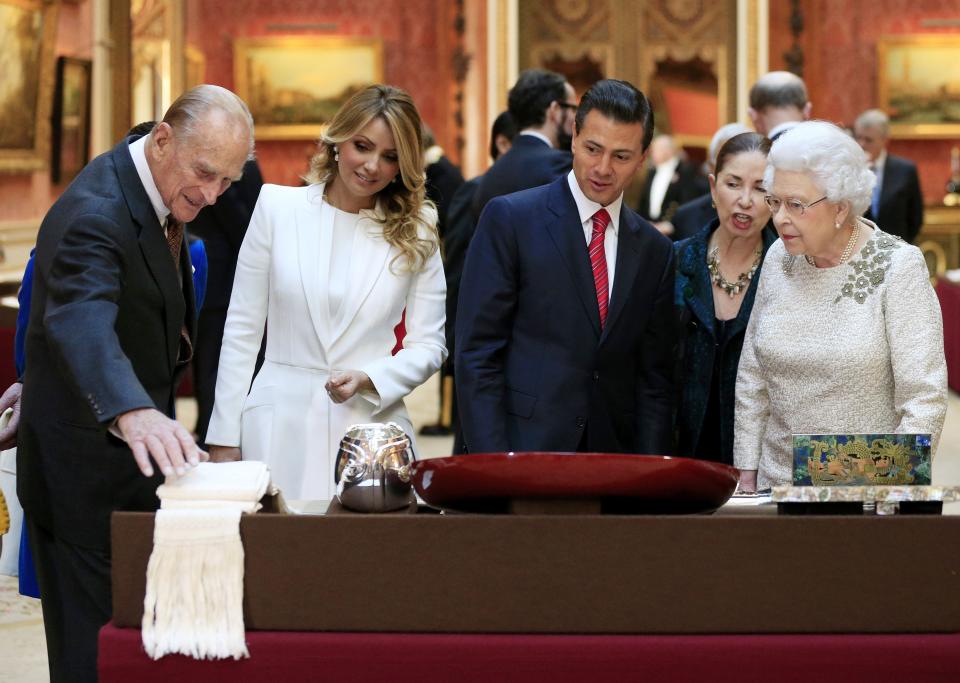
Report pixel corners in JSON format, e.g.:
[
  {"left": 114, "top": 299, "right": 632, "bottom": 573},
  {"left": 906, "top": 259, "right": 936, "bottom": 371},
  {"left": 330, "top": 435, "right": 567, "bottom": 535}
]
[{"left": 792, "top": 434, "right": 932, "bottom": 486}]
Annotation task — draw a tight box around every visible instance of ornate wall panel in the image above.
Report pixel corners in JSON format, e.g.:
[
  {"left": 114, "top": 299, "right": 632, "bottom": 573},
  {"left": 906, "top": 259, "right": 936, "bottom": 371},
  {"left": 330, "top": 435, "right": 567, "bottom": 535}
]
[{"left": 518, "top": 0, "right": 737, "bottom": 149}]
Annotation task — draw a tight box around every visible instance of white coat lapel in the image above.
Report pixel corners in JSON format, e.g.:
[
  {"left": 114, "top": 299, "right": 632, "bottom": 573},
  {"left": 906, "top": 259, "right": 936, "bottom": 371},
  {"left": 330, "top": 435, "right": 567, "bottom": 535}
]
[
  {"left": 297, "top": 184, "right": 335, "bottom": 350},
  {"left": 330, "top": 211, "right": 391, "bottom": 344}
]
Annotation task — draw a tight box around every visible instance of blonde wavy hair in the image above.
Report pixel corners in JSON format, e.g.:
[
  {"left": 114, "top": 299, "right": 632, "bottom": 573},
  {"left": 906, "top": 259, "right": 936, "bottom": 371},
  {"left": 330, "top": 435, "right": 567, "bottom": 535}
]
[{"left": 305, "top": 84, "right": 438, "bottom": 272}]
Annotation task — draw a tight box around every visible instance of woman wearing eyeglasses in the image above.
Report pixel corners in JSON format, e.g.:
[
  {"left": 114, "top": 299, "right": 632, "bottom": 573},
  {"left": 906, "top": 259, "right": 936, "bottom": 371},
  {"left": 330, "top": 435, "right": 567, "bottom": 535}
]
[
  {"left": 734, "top": 120, "right": 946, "bottom": 492},
  {"left": 674, "top": 132, "right": 776, "bottom": 465}
]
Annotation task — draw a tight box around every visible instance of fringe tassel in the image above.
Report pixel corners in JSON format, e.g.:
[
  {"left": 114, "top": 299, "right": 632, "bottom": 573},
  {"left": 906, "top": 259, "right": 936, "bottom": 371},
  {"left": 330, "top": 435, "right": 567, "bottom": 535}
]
[{"left": 142, "top": 508, "right": 249, "bottom": 660}]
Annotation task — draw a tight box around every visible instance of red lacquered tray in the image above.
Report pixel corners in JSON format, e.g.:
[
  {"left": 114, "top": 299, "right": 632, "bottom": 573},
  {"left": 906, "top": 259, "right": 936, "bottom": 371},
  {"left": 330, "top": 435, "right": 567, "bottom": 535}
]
[{"left": 411, "top": 453, "right": 740, "bottom": 514}]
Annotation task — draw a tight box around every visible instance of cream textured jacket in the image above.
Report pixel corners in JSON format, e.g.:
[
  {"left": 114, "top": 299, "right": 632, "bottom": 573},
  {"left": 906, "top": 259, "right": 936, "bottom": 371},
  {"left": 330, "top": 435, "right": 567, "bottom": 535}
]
[
  {"left": 734, "top": 222, "right": 947, "bottom": 488},
  {"left": 206, "top": 183, "right": 447, "bottom": 500}
]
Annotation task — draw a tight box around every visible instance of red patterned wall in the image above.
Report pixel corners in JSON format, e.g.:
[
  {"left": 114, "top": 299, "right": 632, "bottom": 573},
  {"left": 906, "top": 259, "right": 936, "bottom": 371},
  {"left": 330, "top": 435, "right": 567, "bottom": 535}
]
[
  {"left": 769, "top": 0, "right": 960, "bottom": 205},
  {"left": 185, "top": 0, "right": 454, "bottom": 187}
]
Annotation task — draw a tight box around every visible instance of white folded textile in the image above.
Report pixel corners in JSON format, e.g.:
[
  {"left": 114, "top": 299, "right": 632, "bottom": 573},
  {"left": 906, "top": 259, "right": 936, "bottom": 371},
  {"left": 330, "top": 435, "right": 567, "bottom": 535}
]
[{"left": 142, "top": 461, "right": 271, "bottom": 661}]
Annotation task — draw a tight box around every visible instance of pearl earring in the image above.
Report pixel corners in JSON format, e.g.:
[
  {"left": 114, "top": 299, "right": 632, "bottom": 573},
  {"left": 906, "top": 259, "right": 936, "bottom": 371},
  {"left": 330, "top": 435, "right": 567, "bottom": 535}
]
[
  {"left": 835, "top": 220, "right": 841, "bottom": 229},
  {"left": 333, "top": 146, "right": 339, "bottom": 162}
]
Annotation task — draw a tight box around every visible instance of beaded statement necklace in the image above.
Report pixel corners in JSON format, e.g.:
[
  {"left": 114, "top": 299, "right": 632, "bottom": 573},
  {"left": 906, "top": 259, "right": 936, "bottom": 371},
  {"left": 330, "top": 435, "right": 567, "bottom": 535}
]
[{"left": 706, "top": 245, "right": 762, "bottom": 298}]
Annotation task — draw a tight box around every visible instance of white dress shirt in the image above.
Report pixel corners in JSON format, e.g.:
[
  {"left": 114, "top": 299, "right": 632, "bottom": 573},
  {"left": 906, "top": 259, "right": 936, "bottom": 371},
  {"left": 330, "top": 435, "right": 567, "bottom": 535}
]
[
  {"left": 128, "top": 135, "right": 170, "bottom": 228},
  {"left": 648, "top": 156, "right": 678, "bottom": 220},
  {"left": 566, "top": 170, "right": 621, "bottom": 297}
]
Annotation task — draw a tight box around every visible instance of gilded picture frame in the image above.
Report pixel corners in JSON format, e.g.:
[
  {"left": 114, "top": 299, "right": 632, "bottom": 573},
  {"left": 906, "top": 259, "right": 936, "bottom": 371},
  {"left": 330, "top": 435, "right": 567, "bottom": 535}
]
[
  {"left": 878, "top": 35, "right": 960, "bottom": 139},
  {"left": 0, "top": 0, "right": 60, "bottom": 173},
  {"left": 234, "top": 36, "right": 384, "bottom": 141}
]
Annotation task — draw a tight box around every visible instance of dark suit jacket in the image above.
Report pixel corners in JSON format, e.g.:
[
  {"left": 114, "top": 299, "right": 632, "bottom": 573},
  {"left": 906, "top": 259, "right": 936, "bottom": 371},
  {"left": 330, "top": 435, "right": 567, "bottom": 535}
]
[
  {"left": 441, "top": 175, "right": 482, "bottom": 357},
  {"left": 864, "top": 154, "right": 924, "bottom": 244},
  {"left": 456, "top": 176, "right": 677, "bottom": 455},
  {"left": 17, "top": 137, "right": 196, "bottom": 549},
  {"left": 673, "top": 222, "right": 777, "bottom": 463},
  {"left": 637, "top": 160, "right": 706, "bottom": 223},
  {"left": 471, "top": 134, "right": 572, "bottom": 221},
  {"left": 187, "top": 159, "right": 262, "bottom": 311},
  {"left": 426, "top": 155, "right": 465, "bottom": 240},
  {"left": 671, "top": 192, "right": 716, "bottom": 242}
]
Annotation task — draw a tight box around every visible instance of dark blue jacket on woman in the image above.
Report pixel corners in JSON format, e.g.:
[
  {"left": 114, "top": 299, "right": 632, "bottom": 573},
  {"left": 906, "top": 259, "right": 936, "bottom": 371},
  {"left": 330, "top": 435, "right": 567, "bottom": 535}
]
[{"left": 674, "top": 220, "right": 777, "bottom": 463}]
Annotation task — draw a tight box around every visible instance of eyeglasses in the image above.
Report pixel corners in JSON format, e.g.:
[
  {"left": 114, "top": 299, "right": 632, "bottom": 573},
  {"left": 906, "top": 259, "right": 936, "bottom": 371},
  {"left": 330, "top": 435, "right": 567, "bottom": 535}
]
[{"left": 763, "top": 195, "right": 828, "bottom": 216}]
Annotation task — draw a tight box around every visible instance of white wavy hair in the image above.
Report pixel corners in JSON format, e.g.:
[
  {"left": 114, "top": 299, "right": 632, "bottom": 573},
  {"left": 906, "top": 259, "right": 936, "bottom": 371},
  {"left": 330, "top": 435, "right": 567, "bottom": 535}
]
[{"left": 764, "top": 120, "right": 875, "bottom": 218}]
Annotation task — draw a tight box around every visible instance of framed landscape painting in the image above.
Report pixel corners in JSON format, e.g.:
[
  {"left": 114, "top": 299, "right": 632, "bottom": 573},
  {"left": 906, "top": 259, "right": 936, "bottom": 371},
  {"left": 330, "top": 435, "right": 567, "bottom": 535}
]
[
  {"left": 878, "top": 35, "right": 960, "bottom": 139},
  {"left": 234, "top": 36, "right": 384, "bottom": 140},
  {"left": 0, "top": 0, "right": 60, "bottom": 172},
  {"left": 51, "top": 56, "right": 92, "bottom": 184}
]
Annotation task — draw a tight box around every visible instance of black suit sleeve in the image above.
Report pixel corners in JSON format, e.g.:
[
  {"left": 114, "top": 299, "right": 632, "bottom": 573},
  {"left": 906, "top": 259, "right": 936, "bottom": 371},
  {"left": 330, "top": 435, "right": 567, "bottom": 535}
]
[
  {"left": 454, "top": 197, "right": 518, "bottom": 453},
  {"left": 635, "top": 244, "right": 678, "bottom": 455},
  {"left": 42, "top": 214, "right": 154, "bottom": 422},
  {"left": 905, "top": 163, "right": 924, "bottom": 245}
]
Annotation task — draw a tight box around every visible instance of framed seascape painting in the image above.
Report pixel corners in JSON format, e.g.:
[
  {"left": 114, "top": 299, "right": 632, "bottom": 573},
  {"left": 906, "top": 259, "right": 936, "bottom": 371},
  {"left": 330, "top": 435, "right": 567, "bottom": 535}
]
[
  {"left": 0, "top": 0, "right": 60, "bottom": 172},
  {"left": 51, "top": 56, "right": 92, "bottom": 184},
  {"left": 878, "top": 35, "right": 960, "bottom": 139},
  {"left": 234, "top": 36, "right": 384, "bottom": 140}
]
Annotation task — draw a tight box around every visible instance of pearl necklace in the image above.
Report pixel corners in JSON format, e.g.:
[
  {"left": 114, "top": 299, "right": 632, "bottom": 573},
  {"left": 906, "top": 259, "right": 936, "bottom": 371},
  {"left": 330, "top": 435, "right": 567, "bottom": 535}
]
[
  {"left": 805, "top": 222, "right": 861, "bottom": 267},
  {"left": 706, "top": 245, "right": 763, "bottom": 298}
]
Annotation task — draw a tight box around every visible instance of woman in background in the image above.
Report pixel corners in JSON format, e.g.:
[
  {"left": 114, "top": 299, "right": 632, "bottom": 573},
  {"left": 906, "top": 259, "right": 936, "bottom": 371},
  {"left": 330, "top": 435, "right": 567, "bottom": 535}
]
[
  {"left": 734, "top": 121, "right": 946, "bottom": 491},
  {"left": 674, "top": 132, "right": 775, "bottom": 465},
  {"left": 206, "top": 85, "right": 446, "bottom": 501}
]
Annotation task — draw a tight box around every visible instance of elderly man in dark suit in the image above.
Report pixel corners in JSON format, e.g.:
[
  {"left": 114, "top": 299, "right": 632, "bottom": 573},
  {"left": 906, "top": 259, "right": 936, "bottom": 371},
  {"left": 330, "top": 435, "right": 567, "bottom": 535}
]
[
  {"left": 457, "top": 79, "right": 676, "bottom": 456},
  {"left": 471, "top": 68, "right": 576, "bottom": 220},
  {"left": 855, "top": 108, "right": 924, "bottom": 244},
  {"left": 1, "top": 84, "right": 253, "bottom": 682}
]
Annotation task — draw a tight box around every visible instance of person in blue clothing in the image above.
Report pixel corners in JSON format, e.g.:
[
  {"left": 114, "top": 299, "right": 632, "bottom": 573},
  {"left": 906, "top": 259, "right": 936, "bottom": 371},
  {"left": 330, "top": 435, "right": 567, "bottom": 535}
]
[{"left": 673, "top": 132, "right": 775, "bottom": 464}]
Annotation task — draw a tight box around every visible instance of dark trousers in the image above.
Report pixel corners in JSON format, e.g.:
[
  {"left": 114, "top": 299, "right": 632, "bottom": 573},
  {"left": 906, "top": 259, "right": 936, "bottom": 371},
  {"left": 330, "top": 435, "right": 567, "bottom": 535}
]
[
  {"left": 192, "top": 306, "right": 228, "bottom": 447},
  {"left": 27, "top": 517, "right": 111, "bottom": 683}
]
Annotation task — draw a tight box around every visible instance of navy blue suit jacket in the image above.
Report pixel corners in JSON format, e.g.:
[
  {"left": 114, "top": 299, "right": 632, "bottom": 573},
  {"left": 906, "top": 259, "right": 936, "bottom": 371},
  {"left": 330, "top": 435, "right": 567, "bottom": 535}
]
[
  {"left": 456, "top": 176, "right": 677, "bottom": 455},
  {"left": 17, "top": 136, "right": 196, "bottom": 549},
  {"left": 471, "top": 134, "right": 572, "bottom": 222},
  {"left": 864, "top": 154, "right": 924, "bottom": 244}
]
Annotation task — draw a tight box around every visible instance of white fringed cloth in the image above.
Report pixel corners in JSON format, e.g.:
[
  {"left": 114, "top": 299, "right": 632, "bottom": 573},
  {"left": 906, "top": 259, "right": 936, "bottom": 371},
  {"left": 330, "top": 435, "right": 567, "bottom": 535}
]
[{"left": 141, "top": 461, "right": 271, "bottom": 661}]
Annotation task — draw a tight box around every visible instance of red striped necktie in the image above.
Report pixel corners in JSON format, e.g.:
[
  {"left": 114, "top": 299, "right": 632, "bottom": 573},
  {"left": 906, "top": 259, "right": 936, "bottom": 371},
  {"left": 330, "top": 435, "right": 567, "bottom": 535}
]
[{"left": 589, "top": 208, "right": 610, "bottom": 329}]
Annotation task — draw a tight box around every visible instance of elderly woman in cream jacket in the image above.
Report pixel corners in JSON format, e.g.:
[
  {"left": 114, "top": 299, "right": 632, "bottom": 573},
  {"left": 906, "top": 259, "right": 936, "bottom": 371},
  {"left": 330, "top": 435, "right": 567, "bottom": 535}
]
[
  {"left": 734, "top": 121, "right": 947, "bottom": 491},
  {"left": 206, "top": 85, "right": 446, "bottom": 501}
]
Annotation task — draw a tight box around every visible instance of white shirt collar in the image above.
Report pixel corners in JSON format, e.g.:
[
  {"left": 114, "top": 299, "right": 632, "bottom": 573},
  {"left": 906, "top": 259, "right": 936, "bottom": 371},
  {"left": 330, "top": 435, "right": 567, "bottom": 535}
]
[
  {"left": 566, "top": 170, "right": 621, "bottom": 234},
  {"left": 872, "top": 150, "right": 888, "bottom": 171},
  {"left": 519, "top": 130, "right": 553, "bottom": 148},
  {"left": 129, "top": 135, "right": 170, "bottom": 226},
  {"left": 654, "top": 156, "right": 679, "bottom": 175},
  {"left": 768, "top": 121, "right": 800, "bottom": 141}
]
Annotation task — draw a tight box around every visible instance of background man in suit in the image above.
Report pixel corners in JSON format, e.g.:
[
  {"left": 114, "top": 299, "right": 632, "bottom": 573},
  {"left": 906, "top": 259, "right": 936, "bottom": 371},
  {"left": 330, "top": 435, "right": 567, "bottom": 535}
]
[
  {"left": 671, "top": 123, "right": 751, "bottom": 241},
  {"left": 438, "top": 111, "right": 517, "bottom": 451},
  {"left": 637, "top": 134, "right": 707, "bottom": 237},
  {"left": 456, "top": 79, "right": 677, "bottom": 456},
  {"left": 855, "top": 108, "right": 924, "bottom": 244},
  {"left": 7, "top": 85, "right": 253, "bottom": 682},
  {"left": 188, "top": 157, "right": 263, "bottom": 446},
  {"left": 472, "top": 68, "right": 577, "bottom": 219},
  {"left": 747, "top": 70, "right": 811, "bottom": 140}
]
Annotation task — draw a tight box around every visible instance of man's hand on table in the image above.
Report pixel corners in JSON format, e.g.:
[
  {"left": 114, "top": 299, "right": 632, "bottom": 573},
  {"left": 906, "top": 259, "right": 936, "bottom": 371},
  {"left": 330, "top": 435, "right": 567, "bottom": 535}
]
[{"left": 118, "top": 407, "right": 207, "bottom": 477}]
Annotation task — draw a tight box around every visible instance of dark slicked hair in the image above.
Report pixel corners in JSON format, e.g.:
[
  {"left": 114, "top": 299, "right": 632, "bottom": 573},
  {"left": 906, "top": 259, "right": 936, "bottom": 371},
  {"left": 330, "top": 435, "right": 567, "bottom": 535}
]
[
  {"left": 489, "top": 111, "right": 517, "bottom": 161},
  {"left": 507, "top": 68, "right": 568, "bottom": 130},
  {"left": 574, "top": 79, "right": 655, "bottom": 152},
  {"left": 714, "top": 132, "right": 772, "bottom": 176}
]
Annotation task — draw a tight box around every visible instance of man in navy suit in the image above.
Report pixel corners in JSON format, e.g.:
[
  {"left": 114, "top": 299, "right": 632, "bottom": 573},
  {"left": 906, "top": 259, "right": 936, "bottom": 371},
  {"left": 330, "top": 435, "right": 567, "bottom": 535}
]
[
  {"left": 456, "top": 79, "right": 677, "bottom": 456},
  {"left": 5, "top": 85, "right": 252, "bottom": 682},
  {"left": 855, "top": 109, "right": 924, "bottom": 244},
  {"left": 471, "top": 68, "right": 576, "bottom": 220}
]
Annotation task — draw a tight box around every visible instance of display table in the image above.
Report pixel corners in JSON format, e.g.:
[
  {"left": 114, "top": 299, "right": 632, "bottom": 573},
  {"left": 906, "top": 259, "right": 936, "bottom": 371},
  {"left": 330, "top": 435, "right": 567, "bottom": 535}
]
[
  {"left": 98, "top": 623, "right": 960, "bottom": 682},
  {"left": 936, "top": 278, "right": 960, "bottom": 392}
]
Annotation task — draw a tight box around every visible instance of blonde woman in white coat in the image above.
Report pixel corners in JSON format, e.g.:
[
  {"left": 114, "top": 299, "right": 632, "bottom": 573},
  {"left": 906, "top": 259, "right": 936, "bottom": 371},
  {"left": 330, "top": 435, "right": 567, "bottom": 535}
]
[{"left": 206, "top": 85, "right": 447, "bottom": 500}]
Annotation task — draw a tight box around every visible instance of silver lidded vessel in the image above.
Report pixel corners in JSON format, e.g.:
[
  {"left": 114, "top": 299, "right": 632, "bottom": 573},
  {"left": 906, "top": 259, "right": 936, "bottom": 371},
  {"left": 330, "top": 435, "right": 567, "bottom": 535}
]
[{"left": 334, "top": 422, "right": 416, "bottom": 512}]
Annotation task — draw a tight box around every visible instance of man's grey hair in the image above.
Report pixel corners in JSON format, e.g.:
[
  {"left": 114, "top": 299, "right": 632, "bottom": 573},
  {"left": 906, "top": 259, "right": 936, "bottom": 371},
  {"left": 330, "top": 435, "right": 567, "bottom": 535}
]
[
  {"left": 708, "top": 122, "right": 751, "bottom": 168},
  {"left": 158, "top": 84, "right": 256, "bottom": 159},
  {"left": 764, "top": 120, "right": 875, "bottom": 217},
  {"left": 749, "top": 71, "right": 809, "bottom": 111},
  {"left": 854, "top": 108, "right": 890, "bottom": 138}
]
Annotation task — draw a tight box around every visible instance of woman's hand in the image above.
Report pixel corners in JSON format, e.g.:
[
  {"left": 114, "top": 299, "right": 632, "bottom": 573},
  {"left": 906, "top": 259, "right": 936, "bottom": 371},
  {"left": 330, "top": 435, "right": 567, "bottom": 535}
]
[
  {"left": 737, "top": 469, "right": 758, "bottom": 493},
  {"left": 325, "top": 370, "right": 375, "bottom": 403},
  {"left": 208, "top": 445, "right": 242, "bottom": 463}
]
